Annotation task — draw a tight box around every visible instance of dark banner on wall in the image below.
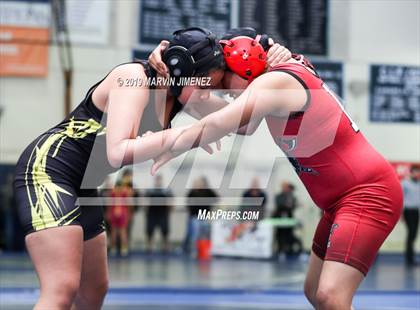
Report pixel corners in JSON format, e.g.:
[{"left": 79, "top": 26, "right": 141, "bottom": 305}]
[
  {"left": 312, "top": 61, "right": 343, "bottom": 98},
  {"left": 0, "top": 164, "right": 25, "bottom": 251},
  {"left": 132, "top": 49, "right": 151, "bottom": 61},
  {"left": 138, "top": 0, "right": 231, "bottom": 45},
  {"left": 370, "top": 64, "right": 420, "bottom": 123},
  {"left": 239, "top": 0, "right": 328, "bottom": 55}
]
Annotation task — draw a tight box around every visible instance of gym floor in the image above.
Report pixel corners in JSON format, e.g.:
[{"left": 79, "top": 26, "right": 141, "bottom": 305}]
[{"left": 1, "top": 252, "right": 419, "bottom": 310}]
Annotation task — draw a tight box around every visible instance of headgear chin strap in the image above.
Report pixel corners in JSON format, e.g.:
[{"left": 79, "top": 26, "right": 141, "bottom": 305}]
[
  {"left": 220, "top": 35, "right": 267, "bottom": 81},
  {"left": 163, "top": 27, "right": 220, "bottom": 96}
]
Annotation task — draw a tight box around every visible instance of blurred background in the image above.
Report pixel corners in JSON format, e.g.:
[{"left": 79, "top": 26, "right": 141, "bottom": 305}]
[{"left": 0, "top": 0, "right": 419, "bottom": 309}]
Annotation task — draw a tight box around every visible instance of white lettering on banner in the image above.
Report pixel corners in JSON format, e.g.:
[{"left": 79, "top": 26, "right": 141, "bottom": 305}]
[{"left": 0, "top": 1, "right": 50, "bottom": 28}]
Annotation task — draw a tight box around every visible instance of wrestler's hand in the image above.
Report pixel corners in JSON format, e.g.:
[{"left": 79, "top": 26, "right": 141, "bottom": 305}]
[
  {"left": 151, "top": 150, "right": 178, "bottom": 176},
  {"left": 266, "top": 38, "right": 292, "bottom": 67},
  {"left": 149, "top": 128, "right": 219, "bottom": 175},
  {"left": 141, "top": 126, "right": 220, "bottom": 152},
  {"left": 148, "top": 40, "right": 170, "bottom": 77},
  {"left": 150, "top": 140, "right": 218, "bottom": 176},
  {"left": 150, "top": 142, "right": 219, "bottom": 174},
  {"left": 161, "top": 128, "right": 218, "bottom": 155},
  {"left": 216, "top": 140, "right": 221, "bottom": 151},
  {"left": 140, "top": 131, "right": 154, "bottom": 138},
  {"left": 151, "top": 143, "right": 206, "bottom": 176}
]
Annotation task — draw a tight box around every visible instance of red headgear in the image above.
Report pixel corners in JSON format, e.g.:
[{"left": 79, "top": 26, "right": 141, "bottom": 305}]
[{"left": 220, "top": 35, "right": 267, "bottom": 81}]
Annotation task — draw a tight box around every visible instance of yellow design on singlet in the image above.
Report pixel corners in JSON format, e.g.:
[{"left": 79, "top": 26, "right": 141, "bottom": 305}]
[{"left": 25, "top": 117, "right": 105, "bottom": 231}]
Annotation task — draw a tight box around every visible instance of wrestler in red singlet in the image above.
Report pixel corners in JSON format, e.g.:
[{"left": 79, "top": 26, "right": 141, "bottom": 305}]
[
  {"left": 109, "top": 188, "right": 130, "bottom": 229},
  {"left": 265, "top": 60, "right": 403, "bottom": 275}
]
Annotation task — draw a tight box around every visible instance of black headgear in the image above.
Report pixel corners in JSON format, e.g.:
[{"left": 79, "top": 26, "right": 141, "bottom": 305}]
[{"left": 163, "top": 27, "right": 223, "bottom": 97}]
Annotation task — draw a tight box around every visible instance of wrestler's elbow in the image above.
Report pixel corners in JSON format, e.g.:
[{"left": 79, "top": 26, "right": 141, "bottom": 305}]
[
  {"left": 236, "top": 125, "right": 257, "bottom": 136},
  {"left": 107, "top": 150, "right": 123, "bottom": 169},
  {"left": 107, "top": 141, "right": 128, "bottom": 168}
]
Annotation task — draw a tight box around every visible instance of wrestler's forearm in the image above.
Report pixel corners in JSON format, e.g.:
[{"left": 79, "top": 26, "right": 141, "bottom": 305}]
[
  {"left": 172, "top": 118, "right": 231, "bottom": 153},
  {"left": 119, "top": 127, "right": 185, "bottom": 165},
  {"left": 184, "top": 94, "right": 229, "bottom": 119},
  {"left": 172, "top": 95, "right": 262, "bottom": 152},
  {"left": 185, "top": 94, "right": 259, "bottom": 136}
]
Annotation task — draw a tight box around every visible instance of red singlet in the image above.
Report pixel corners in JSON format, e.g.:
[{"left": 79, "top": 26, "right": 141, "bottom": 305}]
[
  {"left": 109, "top": 189, "right": 130, "bottom": 228},
  {"left": 265, "top": 62, "right": 403, "bottom": 274}
]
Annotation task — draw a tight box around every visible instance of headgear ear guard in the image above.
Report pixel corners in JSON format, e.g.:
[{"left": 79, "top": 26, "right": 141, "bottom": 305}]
[
  {"left": 163, "top": 27, "right": 220, "bottom": 96},
  {"left": 220, "top": 35, "right": 267, "bottom": 81},
  {"left": 164, "top": 45, "right": 195, "bottom": 78}
]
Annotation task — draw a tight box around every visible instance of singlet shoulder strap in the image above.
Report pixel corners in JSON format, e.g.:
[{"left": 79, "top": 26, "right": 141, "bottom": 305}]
[
  {"left": 133, "top": 59, "right": 157, "bottom": 89},
  {"left": 291, "top": 54, "right": 320, "bottom": 78},
  {"left": 269, "top": 66, "right": 312, "bottom": 114}
]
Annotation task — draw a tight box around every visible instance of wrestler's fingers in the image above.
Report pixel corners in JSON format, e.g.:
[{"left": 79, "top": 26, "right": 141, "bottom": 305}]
[
  {"left": 216, "top": 140, "right": 221, "bottom": 151},
  {"left": 201, "top": 144, "right": 214, "bottom": 154}
]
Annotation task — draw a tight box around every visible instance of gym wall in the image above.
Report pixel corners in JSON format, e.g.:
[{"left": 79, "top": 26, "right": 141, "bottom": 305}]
[{"left": 0, "top": 0, "right": 418, "bottom": 251}]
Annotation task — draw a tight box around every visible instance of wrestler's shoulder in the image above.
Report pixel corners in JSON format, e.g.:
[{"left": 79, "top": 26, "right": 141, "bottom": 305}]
[{"left": 251, "top": 69, "right": 303, "bottom": 89}]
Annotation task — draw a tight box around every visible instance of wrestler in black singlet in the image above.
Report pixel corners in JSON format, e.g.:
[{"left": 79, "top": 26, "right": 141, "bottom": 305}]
[{"left": 14, "top": 61, "right": 179, "bottom": 240}]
